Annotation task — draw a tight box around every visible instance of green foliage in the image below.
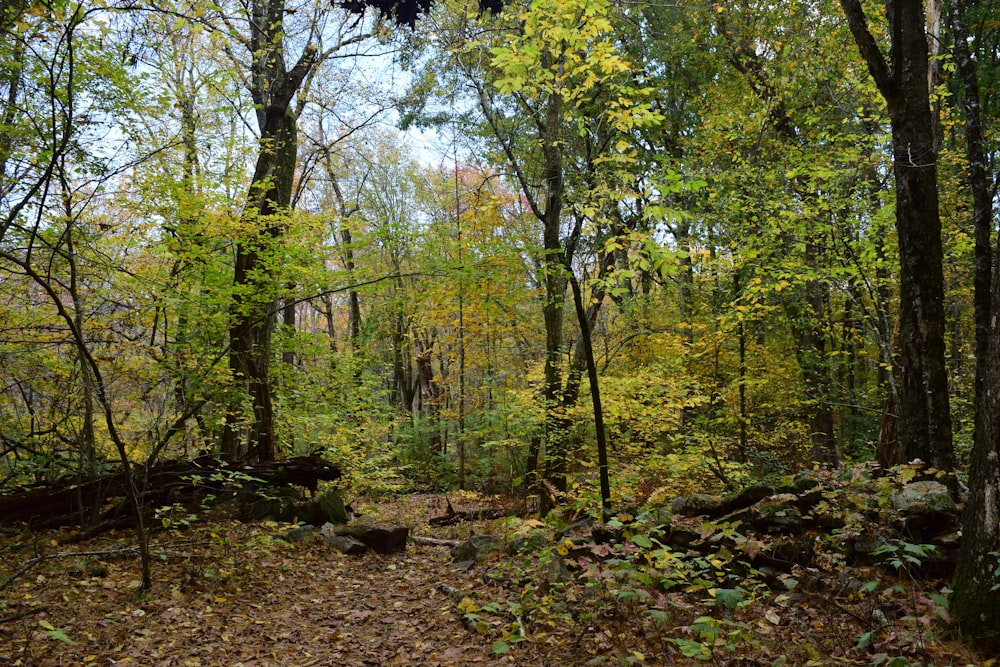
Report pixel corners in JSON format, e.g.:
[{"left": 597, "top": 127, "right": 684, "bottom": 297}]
[
  {"left": 873, "top": 540, "right": 939, "bottom": 575},
  {"left": 38, "top": 620, "right": 76, "bottom": 646}
]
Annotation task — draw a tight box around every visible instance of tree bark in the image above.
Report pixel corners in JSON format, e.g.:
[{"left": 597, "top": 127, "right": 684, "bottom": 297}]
[
  {"left": 222, "top": 106, "right": 298, "bottom": 462},
  {"left": 839, "top": 0, "right": 953, "bottom": 470},
  {"left": 539, "top": 84, "right": 568, "bottom": 512},
  {"left": 220, "top": 0, "right": 317, "bottom": 462},
  {"left": 948, "top": 0, "right": 1000, "bottom": 651}
]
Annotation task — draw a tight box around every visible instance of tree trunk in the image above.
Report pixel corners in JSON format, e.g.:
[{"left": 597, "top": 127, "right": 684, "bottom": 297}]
[
  {"left": 948, "top": 0, "right": 1000, "bottom": 651},
  {"left": 839, "top": 0, "right": 953, "bottom": 470},
  {"left": 567, "top": 268, "right": 611, "bottom": 511},
  {"left": 952, "top": 329, "right": 1000, "bottom": 651},
  {"left": 220, "top": 0, "right": 317, "bottom": 462},
  {"left": 222, "top": 105, "right": 298, "bottom": 462}
]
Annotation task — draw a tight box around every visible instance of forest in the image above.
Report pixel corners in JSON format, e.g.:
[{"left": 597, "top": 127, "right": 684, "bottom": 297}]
[{"left": 1, "top": 0, "right": 999, "bottom": 664}]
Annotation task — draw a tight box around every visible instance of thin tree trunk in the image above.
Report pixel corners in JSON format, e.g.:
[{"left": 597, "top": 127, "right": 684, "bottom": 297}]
[
  {"left": 948, "top": 0, "right": 1000, "bottom": 651},
  {"left": 567, "top": 268, "right": 611, "bottom": 511}
]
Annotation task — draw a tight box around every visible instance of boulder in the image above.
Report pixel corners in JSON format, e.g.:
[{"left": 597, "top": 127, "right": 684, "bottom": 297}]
[
  {"left": 281, "top": 524, "right": 316, "bottom": 542},
  {"left": 332, "top": 524, "right": 409, "bottom": 554},
  {"left": 450, "top": 535, "right": 504, "bottom": 562},
  {"left": 239, "top": 495, "right": 296, "bottom": 522},
  {"left": 671, "top": 493, "right": 724, "bottom": 517},
  {"left": 790, "top": 471, "right": 821, "bottom": 493},
  {"left": 295, "top": 488, "right": 351, "bottom": 525},
  {"left": 591, "top": 522, "right": 624, "bottom": 545},
  {"left": 892, "top": 481, "right": 956, "bottom": 516},
  {"left": 753, "top": 495, "right": 803, "bottom": 533},
  {"left": 724, "top": 484, "right": 776, "bottom": 511},
  {"left": 324, "top": 534, "right": 369, "bottom": 555}
]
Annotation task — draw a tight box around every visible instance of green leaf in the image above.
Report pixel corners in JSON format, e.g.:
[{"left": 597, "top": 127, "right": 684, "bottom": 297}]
[
  {"left": 714, "top": 587, "right": 745, "bottom": 610},
  {"left": 492, "top": 641, "right": 511, "bottom": 654},
  {"left": 631, "top": 533, "right": 653, "bottom": 549},
  {"left": 39, "top": 621, "right": 76, "bottom": 645}
]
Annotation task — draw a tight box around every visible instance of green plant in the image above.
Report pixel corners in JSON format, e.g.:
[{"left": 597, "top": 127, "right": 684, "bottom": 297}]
[{"left": 872, "top": 539, "right": 937, "bottom": 578}]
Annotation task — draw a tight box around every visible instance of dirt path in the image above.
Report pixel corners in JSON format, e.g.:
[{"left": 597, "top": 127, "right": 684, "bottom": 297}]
[{"left": 0, "top": 495, "right": 506, "bottom": 666}]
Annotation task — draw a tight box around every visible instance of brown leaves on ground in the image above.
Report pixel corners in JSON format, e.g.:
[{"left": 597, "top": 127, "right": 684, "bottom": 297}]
[
  {"left": 0, "top": 492, "right": 991, "bottom": 666},
  {"left": 0, "top": 494, "right": 493, "bottom": 666}
]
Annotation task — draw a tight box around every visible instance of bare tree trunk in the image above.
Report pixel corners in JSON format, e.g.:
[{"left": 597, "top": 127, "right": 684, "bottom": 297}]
[
  {"left": 839, "top": 0, "right": 953, "bottom": 470},
  {"left": 949, "top": 0, "right": 1000, "bottom": 651}
]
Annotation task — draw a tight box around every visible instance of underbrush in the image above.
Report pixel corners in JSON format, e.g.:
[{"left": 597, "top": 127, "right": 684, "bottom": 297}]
[{"left": 449, "top": 464, "right": 990, "bottom": 666}]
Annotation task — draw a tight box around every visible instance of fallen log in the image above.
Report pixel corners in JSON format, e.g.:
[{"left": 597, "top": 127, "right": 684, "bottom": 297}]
[
  {"left": 428, "top": 508, "right": 506, "bottom": 526},
  {"left": 410, "top": 535, "right": 462, "bottom": 547},
  {"left": 0, "top": 455, "right": 340, "bottom": 528}
]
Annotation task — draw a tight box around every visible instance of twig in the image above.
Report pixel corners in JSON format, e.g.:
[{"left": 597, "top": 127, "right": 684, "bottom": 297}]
[
  {"left": 0, "top": 605, "right": 49, "bottom": 624},
  {"left": 0, "top": 554, "right": 46, "bottom": 593}
]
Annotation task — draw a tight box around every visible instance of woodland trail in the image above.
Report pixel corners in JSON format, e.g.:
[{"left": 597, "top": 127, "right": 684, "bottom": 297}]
[
  {"left": 0, "top": 494, "right": 517, "bottom": 666},
  {"left": 3, "top": 491, "right": 985, "bottom": 666}
]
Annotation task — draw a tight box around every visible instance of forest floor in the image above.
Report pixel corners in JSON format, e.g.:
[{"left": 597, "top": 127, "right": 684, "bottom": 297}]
[{"left": 0, "top": 492, "right": 991, "bottom": 666}]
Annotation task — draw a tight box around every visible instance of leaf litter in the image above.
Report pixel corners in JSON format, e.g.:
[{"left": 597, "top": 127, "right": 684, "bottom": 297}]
[{"left": 0, "top": 492, "right": 990, "bottom": 666}]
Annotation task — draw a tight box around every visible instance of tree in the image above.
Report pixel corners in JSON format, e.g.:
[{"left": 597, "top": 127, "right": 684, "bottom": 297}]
[
  {"left": 211, "top": 0, "right": 380, "bottom": 462},
  {"left": 839, "top": 0, "right": 953, "bottom": 471},
  {"left": 948, "top": 0, "right": 1000, "bottom": 651}
]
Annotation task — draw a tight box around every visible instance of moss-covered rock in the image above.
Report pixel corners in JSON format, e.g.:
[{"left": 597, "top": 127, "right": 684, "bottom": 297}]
[{"left": 672, "top": 493, "right": 724, "bottom": 517}]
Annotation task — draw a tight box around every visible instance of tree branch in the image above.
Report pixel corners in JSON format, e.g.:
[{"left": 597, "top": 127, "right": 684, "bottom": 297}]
[{"left": 839, "top": 0, "right": 895, "bottom": 100}]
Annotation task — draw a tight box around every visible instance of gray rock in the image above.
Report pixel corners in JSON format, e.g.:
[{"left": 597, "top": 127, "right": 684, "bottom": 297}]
[
  {"left": 323, "top": 534, "right": 368, "bottom": 555},
  {"left": 450, "top": 535, "right": 504, "bottom": 562},
  {"left": 592, "top": 522, "right": 624, "bottom": 544},
  {"left": 725, "top": 484, "right": 775, "bottom": 509},
  {"left": 239, "top": 496, "right": 296, "bottom": 522},
  {"left": 892, "top": 481, "right": 956, "bottom": 516},
  {"left": 333, "top": 524, "right": 409, "bottom": 554},
  {"left": 790, "top": 471, "right": 821, "bottom": 493},
  {"left": 666, "top": 527, "right": 700, "bottom": 550},
  {"left": 541, "top": 555, "right": 570, "bottom": 585},
  {"left": 510, "top": 532, "right": 548, "bottom": 554},
  {"left": 671, "top": 493, "right": 724, "bottom": 517},
  {"left": 282, "top": 524, "right": 316, "bottom": 541},
  {"left": 754, "top": 495, "right": 802, "bottom": 532},
  {"left": 294, "top": 488, "right": 350, "bottom": 525}
]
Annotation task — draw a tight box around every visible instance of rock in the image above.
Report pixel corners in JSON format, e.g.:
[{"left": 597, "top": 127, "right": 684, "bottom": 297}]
[
  {"left": 295, "top": 488, "right": 350, "bottom": 526},
  {"left": 790, "top": 471, "right": 821, "bottom": 493},
  {"left": 510, "top": 532, "right": 548, "bottom": 554},
  {"left": 333, "top": 524, "right": 409, "bottom": 554},
  {"left": 450, "top": 535, "right": 504, "bottom": 562},
  {"left": 845, "top": 533, "right": 884, "bottom": 563},
  {"left": 718, "top": 508, "right": 753, "bottom": 529},
  {"left": 754, "top": 495, "right": 803, "bottom": 533},
  {"left": 724, "top": 484, "right": 775, "bottom": 511},
  {"left": 324, "top": 534, "right": 369, "bottom": 555},
  {"left": 451, "top": 560, "right": 476, "bottom": 572},
  {"left": 281, "top": 524, "right": 316, "bottom": 542},
  {"left": 671, "top": 493, "right": 724, "bottom": 517},
  {"left": 541, "top": 554, "right": 570, "bottom": 586},
  {"left": 892, "top": 481, "right": 956, "bottom": 516},
  {"left": 239, "top": 496, "right": 296, "bottom": 522},
  {"left": 592, "top": 522, "right": 624, "bottom": 545},
  {"left": 666, "top": 527, "right": 700, "bottom": 550},
  {"left": 760, "top": 536, "right": 814, "bottom": 569}
]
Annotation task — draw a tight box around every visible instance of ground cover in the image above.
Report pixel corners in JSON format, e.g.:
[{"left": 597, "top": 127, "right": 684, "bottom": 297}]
[{"left": 0, "top": 492, "right": 990, "bottom": 666}]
